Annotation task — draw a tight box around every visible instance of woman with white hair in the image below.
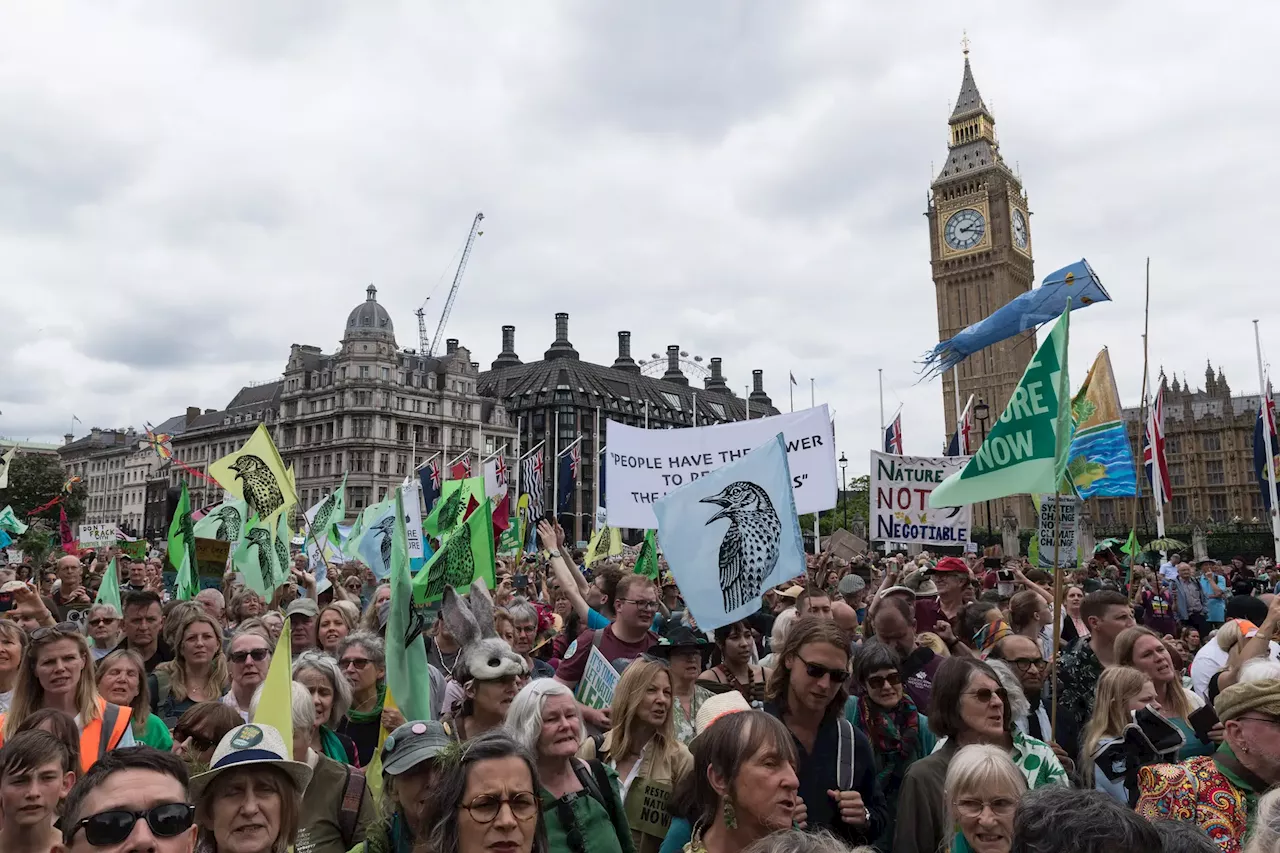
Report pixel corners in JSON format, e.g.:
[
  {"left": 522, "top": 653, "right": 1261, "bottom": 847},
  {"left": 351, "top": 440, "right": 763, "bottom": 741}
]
[
  {"left": 944, "top": 744, "right": 1027, "bottom": 853},
  {"left": 86, "top": 602, "right": 123, "bottom": 660},
  {"left": 293, "top": 650, "right": 358, "bottom": 766},
  {"left": 506, "top": 679, "right": 633, "bottom": 853},
  {"left": 758, "top": 608, "right": 797, "bottom": 670}
]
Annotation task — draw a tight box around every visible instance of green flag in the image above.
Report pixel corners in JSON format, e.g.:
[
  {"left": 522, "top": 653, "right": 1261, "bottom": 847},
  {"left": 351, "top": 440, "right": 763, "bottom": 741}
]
[
  {"left": 0, "top": 506, "right": 29, "bottom": 536},
  {"left": 167, "top": 483, "right": 200, "bottom": 600},
  {"left": 497, "top": 522, "right": 523, "bottom": 555},
  {"left": 634, "top": 530, "right": 659, "bottom": 580},
  {"left": 94, "top": 557, "right": 122, "bottom": 614},
  {"left": 233, "top": 514, "right": 279, "bottom": 597},
  {"left": 193, "top": 497, "right": 249, "bottom": 544},
  {"left": 425, "top": 477, "right": 485, "bottom": 538},
  {"left": 931, "top": 305, "right": 1072, "bottom": 508},
  {"left": 1028, "top": 533, "right": 1040, "bottom": 568},
  {"left": 413, "top": 497, "right": 495, "bottom": 604},
  {"left": 1121, "top": 528, "right": 1141, "bottom": 585},
  {"left": 386, "top": 487, "right": 433, "bottom": 722}
]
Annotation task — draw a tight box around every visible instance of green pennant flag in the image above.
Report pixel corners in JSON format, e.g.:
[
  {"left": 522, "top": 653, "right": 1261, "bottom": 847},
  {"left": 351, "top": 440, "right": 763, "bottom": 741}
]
[
  {"left": 931, "top": 304, "right": 1073, "bottom": 508},
  {"left": 193, "top": 497, "right": 249, "bottom": 544},
  {"left": 387, "top": 487, "right": 433, "bottom": 722},
  {"left": 233, "top": 514, "right": 279, "bottom": 597},
  {"left": 425, "top": 477, "right": 485, "bottom": 538},
  {"left": 634, "top": 530, "right": 659, "bottom": 580},
  {"left": 94, "top": 557, "right": 122, "bottom": 614},
  {"left": 1121, "top": 528, "right": 1141, "bottom": 586},
  {"left": 413, "top": 497, "right": 495, "bottom": 604},
  {"left": 167, "top": 483, "right": 200, "bottom": 600},
  {"left": 0, "top": 506, "right": 29, "bottom": 536},
  {"left": 1028, "top": 533, "right": 1040, "bottom": 568}
]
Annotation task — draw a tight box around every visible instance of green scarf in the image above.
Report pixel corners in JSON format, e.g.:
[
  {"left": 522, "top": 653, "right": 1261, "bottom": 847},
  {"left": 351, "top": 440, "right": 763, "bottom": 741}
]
[
  {"left": 347, "top": 683, "right": 387, "bottom": 725},
  {"left": 318, "top": 726, "right": 348, "bottom": 763}
]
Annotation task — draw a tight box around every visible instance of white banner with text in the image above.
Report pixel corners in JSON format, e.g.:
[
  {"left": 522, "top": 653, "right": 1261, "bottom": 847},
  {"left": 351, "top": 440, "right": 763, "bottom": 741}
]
[{"left": 871, "top": 451, "right": 972, "bottom": 545}]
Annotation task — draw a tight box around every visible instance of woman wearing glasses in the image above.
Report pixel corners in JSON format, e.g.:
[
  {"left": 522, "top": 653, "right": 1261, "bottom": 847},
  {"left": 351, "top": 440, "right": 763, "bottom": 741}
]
[
  {"left": 845, "top": 642, "right": 936, "bottom": 850},
  {"left": 293, "top": 651, "right": 359, "bottom": 766},
  {"left": 425, "top": 729, "right": 548, "bottom": 853},
  {"left": 190, "top": 722, "right": 312, "bottom": 853},
  {"left": 506, "top": 679, "right": 634, "bottom": 853},
  {"left": 150, "top": 610, "right": 230, "bottom": 729},
  {"left": 0, "top": 623, "right": 135, "bottom": 773},
  {"left": 336, "top": 632, "right": 404, "bottom": 765},
  {"left": 893, "top": 657, "right": 1066, "bottom": 853},
  {"left": 95, "top": 648, "right": 172, "bottom": 750},
  {"left": 944, "top": 744, "right": 1028, "bottom": 853}
]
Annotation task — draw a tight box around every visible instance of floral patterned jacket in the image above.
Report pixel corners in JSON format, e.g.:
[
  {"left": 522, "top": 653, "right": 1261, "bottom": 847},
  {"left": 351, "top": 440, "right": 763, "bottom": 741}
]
[{"left": 1135, "top": 745, "right": 1266, "bottom": 853}]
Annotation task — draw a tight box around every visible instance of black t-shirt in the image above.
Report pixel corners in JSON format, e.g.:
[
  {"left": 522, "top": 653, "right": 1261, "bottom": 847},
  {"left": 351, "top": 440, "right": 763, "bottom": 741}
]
[{"left": 119, "top": 638, "right": 173, "bottom": 674}]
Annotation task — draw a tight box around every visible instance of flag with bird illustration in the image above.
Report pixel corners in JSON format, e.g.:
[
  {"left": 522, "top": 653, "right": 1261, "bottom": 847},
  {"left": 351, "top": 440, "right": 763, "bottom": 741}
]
[
  {"left": 193, "top": 497, "right": 249, "bottom": 544},
  {"left": 207, "top": 424, "right": 298, "bottom": 529},
  {"left": 274, "top": 512, "right": 292, "bottom": 585},
  {"left": 167, "top": 483, "right": 200, "bottom": 600},
  {"left": 634, "top": 530, "right": 659, "bottom": 580},
  {"left": 425, "top": 477, "right": 485, "bottom": 538},
  {"left": 303, "top": 476, "right": 347, "bottom": 582},
  {"left": 930, "top": 303, "right": 1073, "bottom": 508},
  {"left": 349, "top": 493, "right": 398, "bottom": 580},
  {"left": 584, "top": 523, "right": 622, "bottom": 567},
  {"left": 0, "top": 506, "right": 28, "bottom": 536},
  {"left": 412, "top": 496, "right": 495, "bottom": 604},
  {"left": 233, "top": 514, "right": 280, "bottom": 597},
  {"left": 0, "top": 445, "right": 15, "bottom": 490},
  {"left": 522, "top": 450, "right": 545, "bottom": 521},
  {"left": 387, "top": 486, "right": 433, "bottom": 722},
  {"left": 653, "top": 433, "right": 804, "bottom": 631}
]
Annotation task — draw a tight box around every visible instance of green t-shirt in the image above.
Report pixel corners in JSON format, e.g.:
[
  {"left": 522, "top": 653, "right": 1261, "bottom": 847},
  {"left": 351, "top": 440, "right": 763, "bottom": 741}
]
[{"left": 138, "top": 714, "right": 173, "bottom": 751}]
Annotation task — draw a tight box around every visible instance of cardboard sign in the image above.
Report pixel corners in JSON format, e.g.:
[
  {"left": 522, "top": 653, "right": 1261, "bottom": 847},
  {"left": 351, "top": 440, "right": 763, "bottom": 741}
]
[
  {"left": 575, "top": 646, "right": 619, "bottom": 711},
  {"left": 871, "top": 451, "right": 971, "bottom": 545},
  {"left": 117, "top": 540, "right": 147, "bottom": 561},
  {"left": 826, "top": 528, "right": 868, "bottom": 562},
  {"left": 194, "top": 537, "right": 232, "bottom": 578},
  {"left": 1036, "top": 495, "right": 1079, "bottom": 569},
  {"left": 624, "top": 779, "right": 674, "bottom": 838},
  {"left": 78, "top": 523, "right": 116, "bottom": 550}
]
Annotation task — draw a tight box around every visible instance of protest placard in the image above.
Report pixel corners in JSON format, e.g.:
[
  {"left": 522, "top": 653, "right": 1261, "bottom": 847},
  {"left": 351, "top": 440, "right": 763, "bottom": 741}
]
[
  {"left": 576, "top": 646, "right": 620, "bottom": 711},
  {"left": 117, "top": 540, "right": 147, "bottom": 561},
  {"left": 1036, "top": 495, "right": 1078, "bottom": 569},
  {"left": 194, "top": 537, "right": 232, "bottom": 578},
  {"left": 871, "top": 451, "right": 972, "bottom": 546},
  {"left": 826, "top": 528, "right": 869, "bottom": 562},
  {"left": 77, "top": 523, "right": 116, "bottom": 550},
  {"left": 624, "top": 780, "right": 675, "bottom": 840},
  {"left": 605, "top": 405, "right": 836, "bottom": 529}
]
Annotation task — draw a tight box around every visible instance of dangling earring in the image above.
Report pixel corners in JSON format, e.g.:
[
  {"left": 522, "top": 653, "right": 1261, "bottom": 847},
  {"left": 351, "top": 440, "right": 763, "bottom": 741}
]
[{"left": 723, "top": 798, "right": 738, "bottom": 829}]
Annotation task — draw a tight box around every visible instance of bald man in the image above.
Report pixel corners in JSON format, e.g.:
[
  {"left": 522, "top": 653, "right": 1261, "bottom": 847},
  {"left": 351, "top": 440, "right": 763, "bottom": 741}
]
[
  {"left": 44, "top": 554, "right": 92, "bottom": 625},
  {"left": 832, "top": 600, "right": 859, "bottom": 645}
]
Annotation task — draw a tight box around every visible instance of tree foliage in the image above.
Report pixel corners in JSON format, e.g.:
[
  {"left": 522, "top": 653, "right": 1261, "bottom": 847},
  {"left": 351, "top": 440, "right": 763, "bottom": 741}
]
[{"left": 0, "top": 453, "right": 85, "bottom": 524}]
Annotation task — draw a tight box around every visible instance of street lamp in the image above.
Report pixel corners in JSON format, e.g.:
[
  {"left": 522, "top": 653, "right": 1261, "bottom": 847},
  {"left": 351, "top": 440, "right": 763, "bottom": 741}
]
[
  {"left": 973, "top": 399, "right": 991, "bottom": 533},
  {"left": 838, "top": 452, "right": 848, "bottom": 531}
]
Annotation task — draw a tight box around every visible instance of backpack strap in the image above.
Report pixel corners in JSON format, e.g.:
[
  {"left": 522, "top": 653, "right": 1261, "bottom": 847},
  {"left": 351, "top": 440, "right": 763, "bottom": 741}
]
[
  {"left": 573, "top": 759, "right": 622, "bottom": 832},
  {"left": 98, "top": 703, "right": 120, "bottom": 763},
  {"left": 337, "top": 763, "right": 368, "bottom": 849},
  {"left": 591, "top": 628, "right": 606, "bottom": 651},
  {"left": 835, "top": 718, "right": 855, "bottom": 791}
]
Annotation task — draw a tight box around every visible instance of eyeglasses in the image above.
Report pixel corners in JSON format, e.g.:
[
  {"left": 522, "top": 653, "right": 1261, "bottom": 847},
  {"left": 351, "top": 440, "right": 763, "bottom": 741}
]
[
  {"left": 1007, "top": 657, "right": 1046, "bottom": 672},
  {"left": 31, "top": 622, "right": 78, "bottom": 641},
  {"left": 173, "top": 728, "right": 216, "bottom": 753},
  {"left": 963, "top": 687, "right": 1009, "bottom": 704},
  {"left": 1237, "top": 716, "right": 1280, "bottom": 727},
  {"left": 618, "top": 598, "right": 659, "bottom": 611},
  {"left": 462, "top": 792, "right": 539, "bottom": 823},
  {"left": 68, "top": 803, "right": 195, "bottom": 846},
  {"left": 229, "top": 648, "right": 270, "bottom": 664},
  {"left": 340, "top": 657, "right": 373, "bottom": 670},
  {"left": 953, "top": 797, "right": 1018, "bottom": 819},
  {"left": 866, "top": 672, "right": 902, "bottom": 690},
  {"left": 796, "top": 656, "right": 849, "bottom": 683},
  {"left": 88, "top": 618, "right": 118, "bottom": 627}
]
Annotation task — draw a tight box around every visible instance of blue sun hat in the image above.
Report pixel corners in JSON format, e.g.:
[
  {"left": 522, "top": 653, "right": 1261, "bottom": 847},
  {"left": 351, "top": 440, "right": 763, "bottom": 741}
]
[{"left": 189, "top": 723, "right": 313, "bottom": 801}]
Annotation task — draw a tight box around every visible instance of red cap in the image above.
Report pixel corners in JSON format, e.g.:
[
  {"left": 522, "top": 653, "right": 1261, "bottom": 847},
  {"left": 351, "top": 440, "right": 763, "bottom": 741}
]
[{"left": 930, "top": 556, "right": 970, "bottom": 574}]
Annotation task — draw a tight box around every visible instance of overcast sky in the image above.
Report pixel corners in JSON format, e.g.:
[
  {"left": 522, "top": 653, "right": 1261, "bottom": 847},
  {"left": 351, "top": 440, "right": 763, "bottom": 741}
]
[{"left": 3, "top": 3, "right": 1278, "bottom": 475}]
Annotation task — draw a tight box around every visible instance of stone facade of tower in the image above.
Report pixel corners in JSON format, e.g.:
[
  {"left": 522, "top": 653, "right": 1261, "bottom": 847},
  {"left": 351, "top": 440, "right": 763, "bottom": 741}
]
[{"left": 927, "top": 54, "right": 1036, "bottom": 528}]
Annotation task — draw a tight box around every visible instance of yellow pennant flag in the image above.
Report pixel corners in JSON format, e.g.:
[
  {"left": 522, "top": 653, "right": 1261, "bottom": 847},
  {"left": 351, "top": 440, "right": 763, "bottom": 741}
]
[
  {"left": 252, "top": 619, "right": 293, "bottom": 749},
  {"left": 208, "top": 424, "right": 298, "bottom": 529}
]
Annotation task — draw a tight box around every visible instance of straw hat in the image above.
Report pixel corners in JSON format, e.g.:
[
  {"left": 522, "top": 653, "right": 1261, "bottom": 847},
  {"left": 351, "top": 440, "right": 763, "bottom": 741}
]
[
  {"left": 694, "top": 691, "right": 752, "bottom": 737},
  {"left": 189, "top": 723, "right": 313, "bottom": 801}
]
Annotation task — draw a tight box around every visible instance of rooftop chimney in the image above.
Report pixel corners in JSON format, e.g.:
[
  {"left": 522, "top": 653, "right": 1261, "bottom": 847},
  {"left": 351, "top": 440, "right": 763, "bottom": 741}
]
[
  {"left": 662, "top": 345, "right": 688, "bottom": 386},
  {"left": 611, "top": 331, "right": 640, "bottom": 373},
  {"left": 704, "top": 357, "right": 730, "bottom": 394},
  {"left": 186, "top": 407, "right": 200, "bottom": 426},
  {"left": 64, "top": 433, "right": 73, "bottom": 446},
  {"left": 446, "top": 339, "right": 459, "bottom": 356},
  {"left": 544, "top": 312, "right": 580, "bottom": 361},
  {"left": 749, "top": 370, "right": 773, "bottom": 410},
  {"left": 491, "top": 324, "right": 523, "bottom": 370},
  {"left": 91, "top": 427, "right": 102, "bottom": 442}
]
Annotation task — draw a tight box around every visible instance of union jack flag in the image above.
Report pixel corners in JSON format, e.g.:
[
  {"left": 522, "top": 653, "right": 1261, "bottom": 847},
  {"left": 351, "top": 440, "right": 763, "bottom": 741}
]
[
  {"left": 1143, "top": 385, "right": 1172, "bottom": 504},
  {"left": 946, "top": 395, "right": 974, "bottom": 457},
  {"left": 450, "top": 453, "right": 472, "bottom": 481},
  {"left": 883, "top": 412, "right": 903, "bottom": 455},
  {"left": 522, "top": 450, "right": 545, "bottom": 519},
  {"left": 494, "top": 454, "right": 508, "bottom": 488}
]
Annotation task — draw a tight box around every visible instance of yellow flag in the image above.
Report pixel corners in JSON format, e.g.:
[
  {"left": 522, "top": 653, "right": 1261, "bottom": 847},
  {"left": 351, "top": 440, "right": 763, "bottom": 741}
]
[
  {"left": 253, "top": 619, "right": 293, "bottom": 748},
  {"left": 208, "top": 424, "right": 298, "bottom": 529}
]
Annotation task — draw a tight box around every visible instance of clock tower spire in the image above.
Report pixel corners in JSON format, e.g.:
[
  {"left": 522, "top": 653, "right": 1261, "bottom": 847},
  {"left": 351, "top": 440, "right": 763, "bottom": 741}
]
[{"left": 927, "top": 44, "right": 1035, "bottom": 528}]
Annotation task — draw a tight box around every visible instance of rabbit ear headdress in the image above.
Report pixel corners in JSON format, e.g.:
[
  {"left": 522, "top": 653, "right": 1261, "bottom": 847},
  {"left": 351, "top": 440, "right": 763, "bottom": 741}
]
[{"left": 441, "top": 578, "right": 528, "bottom": 681}]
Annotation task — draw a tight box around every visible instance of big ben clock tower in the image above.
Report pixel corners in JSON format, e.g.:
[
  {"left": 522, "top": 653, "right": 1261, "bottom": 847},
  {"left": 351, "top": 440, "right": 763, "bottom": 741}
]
[{"left": 928, "top": 46, "right": 1035, "bottom": 528}]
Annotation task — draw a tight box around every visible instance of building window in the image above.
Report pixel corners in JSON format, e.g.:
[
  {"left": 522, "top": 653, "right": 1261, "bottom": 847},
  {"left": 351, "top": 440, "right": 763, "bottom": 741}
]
[
  {"left": 302, "top": 458, "right": 312, "bottom": 478},
  {"left": 486, "top": 436, "right": 495, "bottom": 455},
  {"left": 379, "top": 454, "right": 390, "bottom": 474},
  {"left": 1209, "top": 493, "right": 1229, "bottom": 522},
  {"left": 359, "top": 366, "right": 370, "bottom": 379},
  {"left": 382, "top": 420, "right": 392, "bottom": 439},
  {"left": 1202, "top": 433, "right": 1222, "bottom": 452},
  {"left": 397, "top": 423, "right": 408, "bottom": 442},
  {"left": 413, "top": 425, "right": 423, "bottom": 444},
  {"left": 429, "top": 426, "right": 440, "bottom": 444},
  {"left": 1169, "top": 463, "right": 1185, "bottom": 487},
  {"left": 1098, "top": 500, "right": 1115, "bottom": 525},
  {"left": 354, "top": 418, "right": 372, "bottom": 438},
  {"left": 1166, "top": 435, "right": 1181, "bottom": 454},
  {"left": 1205, "top": 459, "right": 1225, "bottom": 485},
  {"left": 381, "top": 367, "right": 390, "bottom": 380},
  {"left": 323, "top": 454, "right": 333, "bottom": 475},
  {"left": 395, "top": 454, "right": 407, "bottom": 475}
]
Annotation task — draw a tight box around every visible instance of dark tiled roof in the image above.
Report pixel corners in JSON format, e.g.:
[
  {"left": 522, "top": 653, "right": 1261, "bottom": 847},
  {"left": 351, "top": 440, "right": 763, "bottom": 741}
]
[
  {"left": 59, "top": 429, "right": 135, "bottom": 455},
  {"left": 185, "top": 382, "right": 283, "bottom": 431},
  {"left": 950, "top": 57, "right": 991, "bottom": 121}
]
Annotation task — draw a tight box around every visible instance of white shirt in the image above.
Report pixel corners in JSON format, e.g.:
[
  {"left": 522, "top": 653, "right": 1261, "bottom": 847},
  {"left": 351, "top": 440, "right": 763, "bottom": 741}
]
[{"left": 1160, "top": 561, "right": 1179, "bottom": 581}]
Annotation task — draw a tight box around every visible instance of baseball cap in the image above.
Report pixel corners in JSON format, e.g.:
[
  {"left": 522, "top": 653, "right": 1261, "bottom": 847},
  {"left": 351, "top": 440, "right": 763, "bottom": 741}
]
[
  {"left": 381, "top": 721, "right": 452, "bottom": 776},
  {"left": 928, "top": 556, "right": 970, "bottom": 574},
  {"left": 285, "top": 598, "right": 318, "bottom": 619},
  {"left": 837, "top": 575, "right": 866, "bottom": 596}
]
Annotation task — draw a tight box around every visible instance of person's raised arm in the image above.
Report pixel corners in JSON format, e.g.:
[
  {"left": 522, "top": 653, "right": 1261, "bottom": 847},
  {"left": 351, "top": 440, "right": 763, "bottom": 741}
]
[
  {"left": 554, "top": 521, "right": 589, "bottom": 597},
  {"left": 1221, "top": 594, "right": 1280, "bottom": 690},
  {"left": 540, "top": 520, "right": 590, "bottom": 624}
]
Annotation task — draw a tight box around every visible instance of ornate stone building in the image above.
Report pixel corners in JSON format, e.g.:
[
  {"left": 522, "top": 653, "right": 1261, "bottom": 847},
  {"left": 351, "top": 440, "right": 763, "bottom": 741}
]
[
  {"left": 928, "top": 51, "right": 1036, "bottom": 528},
  {"left": 1091, "top": 365, "right": 1267, "bottom": 529}
]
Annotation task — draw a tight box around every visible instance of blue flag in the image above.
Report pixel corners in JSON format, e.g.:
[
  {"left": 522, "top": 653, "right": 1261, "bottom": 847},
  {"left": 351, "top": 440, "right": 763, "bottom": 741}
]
[
  {"left": 557, "top": 445, "right": 578, "bottom": 514},
  {"left": 1255, "top": 396, "right": 1279, "bottom": 511},
  {"left": 419, "top": 458, "right": 441, "bottom": 516},
  {"left": 653, "top": 433, "right": 805, "bottom": 632},
  {"left": 349, "top": 494, "right": 398, "bottom": 580},
  {"left": 921, "top": 259, "right": 1109, "bottom": 378}
]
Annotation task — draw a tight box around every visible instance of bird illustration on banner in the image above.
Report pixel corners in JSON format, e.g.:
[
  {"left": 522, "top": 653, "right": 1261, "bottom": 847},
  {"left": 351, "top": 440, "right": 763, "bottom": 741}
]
[{"left": 701, "top": 482, "right": 782, "bottom": 612}]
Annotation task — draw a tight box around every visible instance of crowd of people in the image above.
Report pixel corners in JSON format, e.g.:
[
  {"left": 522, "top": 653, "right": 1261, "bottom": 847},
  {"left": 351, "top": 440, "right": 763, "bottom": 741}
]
[{"left": 3, "top": 524, "right": 1280, "bottom": 853}]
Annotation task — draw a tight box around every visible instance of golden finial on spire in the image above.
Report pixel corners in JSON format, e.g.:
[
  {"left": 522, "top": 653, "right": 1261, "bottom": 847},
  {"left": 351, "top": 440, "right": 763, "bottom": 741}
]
[{"left": 961, "top": 31, "right": 970, "bottom": 56}]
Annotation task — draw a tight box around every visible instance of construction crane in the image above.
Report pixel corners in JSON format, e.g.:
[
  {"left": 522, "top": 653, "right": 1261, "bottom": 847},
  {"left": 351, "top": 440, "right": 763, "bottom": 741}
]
[{"left": 418, "top": 212, "right": 484, "bottom": 357}]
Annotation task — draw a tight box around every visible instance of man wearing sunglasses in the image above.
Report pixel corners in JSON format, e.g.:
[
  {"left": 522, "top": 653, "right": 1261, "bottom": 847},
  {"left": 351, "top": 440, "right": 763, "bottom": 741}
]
[
  {"left": 0, "top": 731, "right": 75, "bottom": 853},
  {"left": 58, "top": 747, "right": 196, "bottom": 853}
]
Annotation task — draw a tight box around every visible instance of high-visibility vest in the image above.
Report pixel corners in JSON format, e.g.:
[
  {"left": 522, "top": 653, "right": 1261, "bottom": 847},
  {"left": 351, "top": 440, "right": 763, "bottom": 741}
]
[{"left": 0, "top": 697, "right": 132, "bottom": 774}]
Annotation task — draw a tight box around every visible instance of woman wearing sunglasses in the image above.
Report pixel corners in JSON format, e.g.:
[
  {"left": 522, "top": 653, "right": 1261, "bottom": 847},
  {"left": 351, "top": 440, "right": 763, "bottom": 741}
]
[
  {"left": 893, "top": 657, "right": 1067, "bottom": 853},
  {"left": 424, "top": 729, "right": 548, "bottom": 853},
  {"left": 150, "top": 610, "right": 230, "bottom": 729},
  {"left": 293, "top": 651, "right": 359, "bottom": 766},
  {"left": 336, "top": 632, "right": 401, "bottom": 765},
  {"left": 0, "top": 623, "right": 135, "bottom": 773},
  {"left": 171, "top": 700, "right": 244, "bottom": 773},
  {"left": 190, "top": 722, "right": 312, "bottom": 853},
  {"left": 944, "top": 744, "right": 1028, "bottom": 853},
  {"left": 95, "top": 648, "right": 172, "bottom": 750},
  {"left": 846, "top": 642, "right": 936, "bottom": 850}
]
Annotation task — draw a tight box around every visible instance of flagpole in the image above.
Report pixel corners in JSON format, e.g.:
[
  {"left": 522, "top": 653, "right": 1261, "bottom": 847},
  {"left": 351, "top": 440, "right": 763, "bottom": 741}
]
[
  {"left": 1049, "top": 490, "right": 1064, "bottom": 740},
  {"left": 553, "top": 425, "right": 561, "bottom": 528},
  {"left": 644, "top": 399, "right": 649, "bottom": 429},
  {"left": 1254, "top": 320, "right": 1280, "bottom": 562},
  {"left": 810, "top": 378, "right": 815, "bottom": 409},
  {"left": 691, "top": 391, "right": 697, "bottom": 427},
  {"left": 514, "top": 416, "right": 523, "bottom": 505},
  {"left": 593, "top": 407, "right": 601, "bottom": 531},
  {"left": 1130, "top": 261, "right": 1151, "bottom": 585},
  {"left": 745, "top": 388, "right": 751, "bottom": 421},
  {"left": 952, "top": 366, "right": 962, "bottom": 443},
  {"left": 878, "top": 369, "right": 885, "bottom": 432}
]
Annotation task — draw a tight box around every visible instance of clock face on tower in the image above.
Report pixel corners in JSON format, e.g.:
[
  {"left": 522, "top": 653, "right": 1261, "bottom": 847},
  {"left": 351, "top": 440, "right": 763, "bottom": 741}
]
[
  {"left": 944, "top": 208, "right": 986, "bottom": 251},
  {"left": 1011, "top": 208, "right": 1029, "bottom": 250}
]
